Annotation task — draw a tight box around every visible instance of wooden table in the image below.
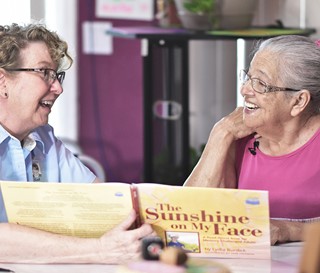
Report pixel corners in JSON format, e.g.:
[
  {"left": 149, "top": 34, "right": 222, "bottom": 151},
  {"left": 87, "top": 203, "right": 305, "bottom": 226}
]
[{"left": 0, "top": 242, "right": 303, "bottom": 273}]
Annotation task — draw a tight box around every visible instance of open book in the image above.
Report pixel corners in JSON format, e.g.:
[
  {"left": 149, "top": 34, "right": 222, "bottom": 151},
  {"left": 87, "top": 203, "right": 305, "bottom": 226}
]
[{"left": 0, "top": 181, "right": 270, "bottom": 259}]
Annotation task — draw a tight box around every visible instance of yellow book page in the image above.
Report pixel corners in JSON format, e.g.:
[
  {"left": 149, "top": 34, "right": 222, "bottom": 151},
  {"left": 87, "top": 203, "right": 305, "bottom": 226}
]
[
  {"left": 0, "top": 181, "right": 133, "bottom": 238},
  {"left": 136, "top": 184, "right": 270, "bottom": 259}
]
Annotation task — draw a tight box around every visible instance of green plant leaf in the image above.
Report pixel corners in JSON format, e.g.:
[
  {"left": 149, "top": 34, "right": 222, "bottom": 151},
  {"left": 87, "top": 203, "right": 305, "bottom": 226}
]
[{"left": 183, "top": 0, "right": 215, "bottom": 14}]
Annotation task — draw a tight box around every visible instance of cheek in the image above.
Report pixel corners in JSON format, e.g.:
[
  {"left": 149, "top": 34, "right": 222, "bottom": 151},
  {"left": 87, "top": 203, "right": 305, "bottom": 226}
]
[
  {"left": 263, "top": 95, "right": 290, "bottom": 122},
  {"left": 10, "top": 92, "right": 40, "bottom": 117},
  {"left": 262, "top": 97, "right": 277, "bottom": 116}
]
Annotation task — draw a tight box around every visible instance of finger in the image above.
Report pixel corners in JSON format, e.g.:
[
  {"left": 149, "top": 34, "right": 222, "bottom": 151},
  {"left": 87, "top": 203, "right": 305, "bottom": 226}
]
[
  {"left": 113, "top": 209, "right": 137, "bottom": 232},
  {"left": 126, "top": 223, "right": 154, "bottom": 240}
]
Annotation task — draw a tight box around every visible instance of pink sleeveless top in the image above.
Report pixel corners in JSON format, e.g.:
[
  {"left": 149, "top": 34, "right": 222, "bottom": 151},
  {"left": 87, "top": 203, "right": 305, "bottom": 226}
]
[{"left": 236, "top": 130, "right": 320, "bottom": 221}]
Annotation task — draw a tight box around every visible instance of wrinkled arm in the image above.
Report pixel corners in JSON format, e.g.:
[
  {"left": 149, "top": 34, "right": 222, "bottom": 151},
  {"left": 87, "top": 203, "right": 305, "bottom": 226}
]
[
  {"left": 184, "top": 107, "right": 255, "bottom": 188},
  {"left": 0, "top": 222, "right": 100, "bottom": 264},
  {"left": 184, "top": 125, "right": 237, "bottom": 188},
  {"left": 270, "top": 219, "right": 305, "bottom": 245},
  {"left": 0, "top": 210, "right": 154, "bottom": 264}
]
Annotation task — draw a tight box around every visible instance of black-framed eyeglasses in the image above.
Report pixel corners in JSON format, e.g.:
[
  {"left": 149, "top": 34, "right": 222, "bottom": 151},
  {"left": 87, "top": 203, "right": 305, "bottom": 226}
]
[
  {"left": 239, "top": 69, "right": 300, "bottom": 94},
  {"left": 6, "top": 68, "right": 65, "bottom": 85}
]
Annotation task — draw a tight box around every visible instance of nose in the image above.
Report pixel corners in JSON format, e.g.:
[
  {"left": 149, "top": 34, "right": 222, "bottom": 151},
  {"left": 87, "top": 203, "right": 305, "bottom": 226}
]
[
  {"left": 50, "top": 79, "right": 63, "bottom": 95},
  {"left": 240, "top": 80, "right": 254, "bottom": 97}
]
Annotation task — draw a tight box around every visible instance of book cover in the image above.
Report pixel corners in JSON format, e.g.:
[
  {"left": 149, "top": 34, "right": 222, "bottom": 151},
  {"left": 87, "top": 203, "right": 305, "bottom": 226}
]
[
  {"left": 0, "top": 181, "right": 134, "bottom": 238},
  {"left": 0, "top": 181, "right": 270, "bottom": 259},
  {"left": 136, "top": 184, "right": 270, "bottom": 259}
]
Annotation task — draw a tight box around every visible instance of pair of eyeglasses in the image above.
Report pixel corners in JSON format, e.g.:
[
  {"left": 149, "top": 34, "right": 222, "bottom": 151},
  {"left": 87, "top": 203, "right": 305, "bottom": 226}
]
[
  {"left": 239, "top": 69, "right": 300, "bottom": 94},
  {"left": 6, "top": 68, "right": 65, "bottom": 85}
]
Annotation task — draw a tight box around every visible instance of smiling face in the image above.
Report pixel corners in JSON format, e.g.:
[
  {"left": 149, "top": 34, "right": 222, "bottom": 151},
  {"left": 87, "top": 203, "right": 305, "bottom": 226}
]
[
  {"left": 240, "top": 50, "right": 295, "bottom": 135},
  {"left": 0, "top": 41, "right": 63, "bottom": 140}
]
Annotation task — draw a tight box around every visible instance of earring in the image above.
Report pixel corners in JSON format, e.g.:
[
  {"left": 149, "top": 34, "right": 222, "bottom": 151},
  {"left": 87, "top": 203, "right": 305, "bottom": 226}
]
[
  {"left": 1, "top": 92, "right": 8, "bottom": 98},
  {"left": 1, "top": 84, "right": 8, "bottom": 98}
]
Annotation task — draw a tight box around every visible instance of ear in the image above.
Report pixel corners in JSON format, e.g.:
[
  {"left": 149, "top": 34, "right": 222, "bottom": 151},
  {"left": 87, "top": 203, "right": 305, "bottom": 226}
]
[
  {"left": 0, "top": 70, "right": 8, "bottom": 99},
  {"left": 0, "top": 68, "right": 7, "bottom": 86},
  {"left": 0, "top": 69, "right": 5, "bottom": 83},
  {"left": 290, "top": 90, "right": 311, "bottom": 117}
]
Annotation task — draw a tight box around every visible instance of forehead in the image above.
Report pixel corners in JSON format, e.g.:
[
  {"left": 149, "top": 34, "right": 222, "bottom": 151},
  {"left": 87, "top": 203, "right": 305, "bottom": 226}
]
[
  {"left": 19, "top": 41, "right": 54, "bottom": 67},
  {"left": 250, "top": 50, "right": 280, "bottom": 81}
]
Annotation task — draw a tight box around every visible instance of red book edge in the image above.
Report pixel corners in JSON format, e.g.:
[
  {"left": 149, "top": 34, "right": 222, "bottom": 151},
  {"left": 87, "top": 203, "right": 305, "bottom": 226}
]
[{"left": 130, "top": 184, "right": 142, "bottom": 229}]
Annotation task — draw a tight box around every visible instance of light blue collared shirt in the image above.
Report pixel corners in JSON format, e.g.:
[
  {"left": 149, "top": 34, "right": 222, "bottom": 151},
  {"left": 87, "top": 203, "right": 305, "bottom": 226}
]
[{"left": 0, "top": 124, "right": 96, "bottom": 222}]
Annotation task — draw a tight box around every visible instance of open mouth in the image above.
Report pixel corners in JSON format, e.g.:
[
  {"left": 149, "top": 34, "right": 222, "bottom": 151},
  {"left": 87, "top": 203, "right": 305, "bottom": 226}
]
[
  {"left": 244, "top": 101, "right": 259, "bottom": 110},
  {"left": 40, "top": 100, "right": 54, "bottom": 109}
]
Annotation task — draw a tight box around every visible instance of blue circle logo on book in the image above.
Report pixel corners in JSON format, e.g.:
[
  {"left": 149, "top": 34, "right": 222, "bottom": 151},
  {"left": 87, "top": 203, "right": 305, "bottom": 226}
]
[
  {"left": 115, "top": 192, "right": 124, "bottom": 197},
  {"left": 245, "top": 198, "right": 260, "bottom": 205}
]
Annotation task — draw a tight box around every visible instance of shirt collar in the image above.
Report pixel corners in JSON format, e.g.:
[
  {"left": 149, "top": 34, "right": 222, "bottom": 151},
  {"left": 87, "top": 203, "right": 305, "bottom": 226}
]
[
  {"left": 22, "top": 134, "right": 37, "bottom": 151},
  {"left": 0, "top": 124, "right": 45, "bottom": 153},
  {"left": 26, "top": 131, "right": 45, "bottom": 154},
  {"left": 0, "top": 124, "right": 11, "bottom": 144}
]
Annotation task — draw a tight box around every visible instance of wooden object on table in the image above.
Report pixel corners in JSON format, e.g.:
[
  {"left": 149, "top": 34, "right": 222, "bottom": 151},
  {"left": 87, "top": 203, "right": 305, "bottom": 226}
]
[
  {"left": 298, "top": 221, "right": 320, "bottom": 273},
  {"left": 159, "top": 247, "right": 188, "bottom": 266}
]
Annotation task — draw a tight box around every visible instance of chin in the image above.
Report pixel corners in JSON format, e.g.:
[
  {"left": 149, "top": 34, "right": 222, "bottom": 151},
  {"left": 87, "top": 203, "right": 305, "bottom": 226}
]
[
  {"left": 243, "top": 117, "right": 258, "bottom": 129},
  {"left": 38, "top": 120, "right": 49, "bottom": 127}
]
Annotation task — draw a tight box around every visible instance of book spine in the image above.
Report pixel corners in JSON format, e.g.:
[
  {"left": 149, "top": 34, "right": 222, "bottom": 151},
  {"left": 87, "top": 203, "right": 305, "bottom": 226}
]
[{"left": 130, "top": 184, "right": 142, "bottom": 228}]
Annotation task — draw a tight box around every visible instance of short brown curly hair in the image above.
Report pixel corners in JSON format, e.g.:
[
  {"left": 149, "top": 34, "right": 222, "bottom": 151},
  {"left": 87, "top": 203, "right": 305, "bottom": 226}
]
[{"left": 0, "top": 23, "right": 73, "bottom": 71}]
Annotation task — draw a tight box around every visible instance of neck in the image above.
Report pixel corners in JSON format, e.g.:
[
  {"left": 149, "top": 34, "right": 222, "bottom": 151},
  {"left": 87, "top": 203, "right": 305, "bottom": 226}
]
[{"left": 257, "top": 115, "right": 320, "bottom": 156}]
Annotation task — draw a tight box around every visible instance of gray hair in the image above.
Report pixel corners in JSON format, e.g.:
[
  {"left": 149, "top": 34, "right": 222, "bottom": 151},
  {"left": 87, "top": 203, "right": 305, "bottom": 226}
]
[{"left": 253, "top": 35, "right": 320, "bottom": 113}]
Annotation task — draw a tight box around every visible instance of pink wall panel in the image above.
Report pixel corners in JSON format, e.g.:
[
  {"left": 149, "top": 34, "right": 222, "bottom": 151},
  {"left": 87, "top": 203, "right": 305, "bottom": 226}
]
[{"left": 78, "top": 0, "right": 155, "bottom": 182}]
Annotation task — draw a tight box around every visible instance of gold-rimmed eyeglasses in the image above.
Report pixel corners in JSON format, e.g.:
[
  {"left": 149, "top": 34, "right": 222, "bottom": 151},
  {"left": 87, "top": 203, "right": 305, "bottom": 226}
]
[{"left": 239, "top": 69, "right": 300, "bottom": 94}]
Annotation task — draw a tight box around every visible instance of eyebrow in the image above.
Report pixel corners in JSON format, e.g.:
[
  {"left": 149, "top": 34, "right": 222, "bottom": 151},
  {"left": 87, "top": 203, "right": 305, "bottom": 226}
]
[
  {"left": 248, "top": 68, "right": 274, "bottom": 83},
  {"left": 32, "top": 61, "right": 56, "bottom": 69}
]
